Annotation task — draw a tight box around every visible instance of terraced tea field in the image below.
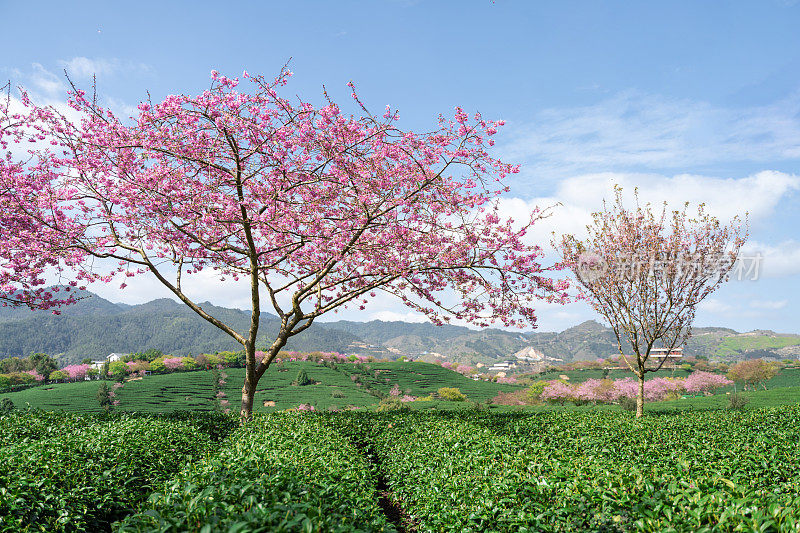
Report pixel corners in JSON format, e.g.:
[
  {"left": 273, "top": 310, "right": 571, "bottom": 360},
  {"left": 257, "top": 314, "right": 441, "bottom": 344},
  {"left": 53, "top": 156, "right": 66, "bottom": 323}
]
[
  {"left": 3, "top": 408, "right": 800, "bottom": 531},
  {"left": 0, "top": 361, "right": 520, "bottom": 413}
]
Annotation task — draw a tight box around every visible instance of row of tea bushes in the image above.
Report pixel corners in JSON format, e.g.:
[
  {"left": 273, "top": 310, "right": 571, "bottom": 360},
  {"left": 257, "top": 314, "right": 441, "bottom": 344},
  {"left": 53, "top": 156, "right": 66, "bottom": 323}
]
[
  {"left": 0, "top": 415, "right": 212, "bottom": 532},
  {"left": 352, "top": 408, "right": 800, "bottom": 532},
  {"left": 0, "top": 410, "right": 96, "bottom": 447},
  {"left": 117, "top": 412, "right": 396, "bottom": 532}
]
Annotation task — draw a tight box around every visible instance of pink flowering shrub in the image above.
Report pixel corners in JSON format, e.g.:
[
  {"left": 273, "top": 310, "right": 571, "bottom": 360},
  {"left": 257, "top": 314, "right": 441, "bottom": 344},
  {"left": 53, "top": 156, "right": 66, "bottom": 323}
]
[
  {"left": 389, "top": 384, "right": 401, "bottom": 397},
  {"left": 163, "top": 357, "right": 184, "bottom": 371},
  {"left": 62, "top": 363, "right": 91, "bottom": 380},
  {"left": 456, "top": 364, "right": 472, "bottom": 374},
  {"left": 541, "top": 373, "right": 728, "bottom": 405},
  {"left": 400, "top": 395, "right": 417, "bottom": 402},
  {"left": 540, "top": 380, "right": 574, "bottom": 404},
  {"left": 684, "top": 371, "right": 733, "bottom": 394},
  {"left": 495, "top": 376, "right": 518, "bottom": 384},
  {"left": 23, "top": 369, "right": 44, "bottom": 382}
]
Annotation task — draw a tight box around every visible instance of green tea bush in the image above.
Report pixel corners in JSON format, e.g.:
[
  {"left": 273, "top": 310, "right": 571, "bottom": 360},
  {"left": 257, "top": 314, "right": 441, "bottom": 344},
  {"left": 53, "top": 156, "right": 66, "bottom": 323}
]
[
  {"left": 350, "top": 407, "right": 800, "bottom": 532},
  {"left": 376, "top": 397, "right": 407, "bottom": 412},
  {"left": 117, "top": 413, "right": 395, "bottom": 532},
  {"left": 728, "top": 391, "right": 750, "bottom": 410},
  {"left": 0, "top": 416, "right": 210, "bottom": 532},
  {"left": 437, "top": 387, "right": 466, "bottom": 401},
  {"left": 0, "top": 410, "right": 94, "bottom": 447},
  {"left": 0, "top": 397, "right": 13, "bottom": 412}
]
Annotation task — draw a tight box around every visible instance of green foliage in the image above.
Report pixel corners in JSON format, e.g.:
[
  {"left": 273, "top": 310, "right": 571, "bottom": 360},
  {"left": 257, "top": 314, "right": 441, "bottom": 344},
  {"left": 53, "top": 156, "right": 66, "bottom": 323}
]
[
  {"left": 376, "top": 397, "right": 407, "bottom": 412},
  {"left": 149, "top": 357, "right": 166, "bottom": 373},
  {"left": 48, "top": 370, "right": 68, "bottom": 381},
  {"left": 0, "top": 397, "right": 12, "bottom": 412},
  {"left": 30, "top": 353, "right": 57, "bottom": 379},
  {"left": 0, "top": 414, "right": 211, "bottom": 532},
  {"left": 117, "top": 414, "right": 394, "bottom": 532},
  {"left": 130, "top": 348, "right": 163, "bottom": 362},
  {"left": 108, "top": 360, "right": 128, "bottom": 377},
  {"left": 728, "top": 392, "right": 750, "bottom": 410},
  {"left": 180, "top": 356, "right": 199, "bottom": 370},
  {"left": 337, "top": 407, "right": 800, "bottom": 532},
  {"left": 619, "top": 396, "right": 637, "bottom": 411},
  {"left": 526, "top": 380, "right": 548, "bottom": 402},
  {"left": 437, "top": 387, "right": 466, "bottom": 401},
  {"left": 2, "top": 406, "right": 800, "bottom": 531},
  {"left": 293, "top": 368, "right": 312, "bottom": 386},
  {"left": 97, "top": 382, "right": 112, "bottom": 411}
]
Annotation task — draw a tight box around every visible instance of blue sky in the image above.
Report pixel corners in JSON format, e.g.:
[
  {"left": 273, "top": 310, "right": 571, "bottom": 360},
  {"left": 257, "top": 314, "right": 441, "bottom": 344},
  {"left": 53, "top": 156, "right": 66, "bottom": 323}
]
[{"left": 2, "top": 1, "right": 799, "bottom": 333}]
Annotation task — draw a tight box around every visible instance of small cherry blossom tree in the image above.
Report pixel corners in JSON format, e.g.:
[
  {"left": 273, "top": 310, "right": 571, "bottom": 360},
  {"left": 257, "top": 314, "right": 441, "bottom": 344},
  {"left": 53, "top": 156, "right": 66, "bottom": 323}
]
[
  {"left": 0, "top": 69, "right": 568, "bottom": 420},
  {"left": 683, "top": 370, "right": 732, "bottom": 395},
  {"left": 557, "top": 187, "right": 746, "bottom": 417},
  {"left": 727, "top": 359, "right": 778, "bottom": 391}
]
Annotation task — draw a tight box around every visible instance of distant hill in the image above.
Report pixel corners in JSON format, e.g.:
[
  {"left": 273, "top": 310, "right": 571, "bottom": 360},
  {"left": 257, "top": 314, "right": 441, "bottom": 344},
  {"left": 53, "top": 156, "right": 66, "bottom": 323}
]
[
  {"left": 0, "top": 289, "right": 797, "bottom": 365},
  {"left": 0, "top": 290, "right": 360, "bottom": 364}
]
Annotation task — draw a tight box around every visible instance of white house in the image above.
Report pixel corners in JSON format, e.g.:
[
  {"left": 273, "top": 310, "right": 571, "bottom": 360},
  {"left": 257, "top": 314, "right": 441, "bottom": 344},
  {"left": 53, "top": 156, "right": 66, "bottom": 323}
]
[
  {"left": 487, "top": 360, "right": 516, "bottom": 372},
  {"left": 89, "top": 353, "right": 129, "bottom": 371}
]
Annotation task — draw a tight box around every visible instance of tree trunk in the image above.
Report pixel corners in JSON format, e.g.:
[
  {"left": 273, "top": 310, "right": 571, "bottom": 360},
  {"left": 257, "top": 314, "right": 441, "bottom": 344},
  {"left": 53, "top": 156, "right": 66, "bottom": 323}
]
[
  {"left": 636, "top": 374, "right": 645, "bottom": 418},
  {"left": 240, "top": 375, "right": 256, "bottom": 422},
  {"left": 240, "top": 341, "right": 258, "bottom": 423},
  {"left": 238, "top": 328, "right": 293, "bottom": 423}
]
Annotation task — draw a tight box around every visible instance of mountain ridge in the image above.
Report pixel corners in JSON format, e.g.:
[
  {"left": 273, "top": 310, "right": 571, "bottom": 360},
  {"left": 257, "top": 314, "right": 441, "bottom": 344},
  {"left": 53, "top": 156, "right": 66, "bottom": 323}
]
[{"left": 0, "top": 290, "right": 797, "bottom": 366}]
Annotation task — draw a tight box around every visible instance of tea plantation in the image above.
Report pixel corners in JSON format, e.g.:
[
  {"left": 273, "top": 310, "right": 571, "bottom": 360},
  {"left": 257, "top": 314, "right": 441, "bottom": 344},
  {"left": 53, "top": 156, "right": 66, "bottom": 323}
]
[
  {"left": 0, "top": 361, "right": 520, "bottom": 413},
  {"left": 2, "top": 407, "right": 800, "bottom": 531}
]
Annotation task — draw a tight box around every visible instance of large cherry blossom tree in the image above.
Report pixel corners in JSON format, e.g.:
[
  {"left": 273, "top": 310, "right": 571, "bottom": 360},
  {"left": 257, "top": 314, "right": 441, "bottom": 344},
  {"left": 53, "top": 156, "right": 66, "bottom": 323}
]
[
  {"left": 0, "top": 69, "right": 568, "bottom": 419},
  {"left": 557, "top": 186, "right": 746, "bottom": 417}
]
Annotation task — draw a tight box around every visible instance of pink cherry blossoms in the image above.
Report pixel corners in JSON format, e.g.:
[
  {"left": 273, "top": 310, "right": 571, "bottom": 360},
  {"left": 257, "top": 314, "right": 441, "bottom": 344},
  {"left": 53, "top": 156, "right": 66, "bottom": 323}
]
[
  {"left": 0, "top": 69, "right": 569, "bottom": 419},
  {"left": 540, "top": 372, "right": 732, "bottom": 405}
]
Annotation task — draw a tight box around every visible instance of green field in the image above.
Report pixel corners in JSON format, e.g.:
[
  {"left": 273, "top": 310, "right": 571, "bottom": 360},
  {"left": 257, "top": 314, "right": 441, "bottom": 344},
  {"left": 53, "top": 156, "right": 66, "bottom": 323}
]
[
  {"left": 3, "top": 408, "right": 800, "bottom": 531},
  {"left": 0, "top": 361, "right": 521, "bottom": 413},
  {"left": 714, "top": 336, "right": 800, "bottom": 358},
  {"left": 5, "top": 362, "right": 800, "bottom": 415}
]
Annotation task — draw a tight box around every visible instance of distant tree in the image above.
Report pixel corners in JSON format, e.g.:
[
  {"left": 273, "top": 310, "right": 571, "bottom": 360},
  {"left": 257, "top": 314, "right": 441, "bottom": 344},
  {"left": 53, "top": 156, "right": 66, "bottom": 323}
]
[
  {"left": 437, "top": 387, "right": 466, "bottom": 401},
  {"left": 557, "top": 187, "right": 746, "bottom": 417},
  {"left": 48, "top": 370, "right": 68, "bottom": 381},
  {"left": 376, "top": 397, "right": 407, "bottom": 412},
  {"left": 30, "top": 353, "right": 58, "bottom": 380},
  {"left": 293, "top": 369, "right": 312, "bottom": 386},
  {"left": 0, "top": 69, "right": 567, "bottom": 421},
  {"left": 96, "top": 382, "right": 112, "bottom": 411},
  {"left": 0, "top": 357, "right": 25, "bottom": 374},
  {"left": 108, "top": 360, "right": 128, "bottom": 380},
  {"left": 0, "top": 397, "right": 13, "bottom": 412},
  {"left": 81, "top": 358, "right": 93, "bottom": 365},
  {"left": 727, "top": 359, "right": 778, "bottom": 391},
  {"left": 683, "top": 371, "right": 732, "bottom": 395}
]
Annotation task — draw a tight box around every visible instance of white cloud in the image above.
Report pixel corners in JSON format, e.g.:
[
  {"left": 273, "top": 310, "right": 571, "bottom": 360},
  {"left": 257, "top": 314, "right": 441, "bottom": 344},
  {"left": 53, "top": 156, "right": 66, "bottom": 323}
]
[
  {"left": 699, "top": 298, "right": 734, "bottom": 314},
  {"left": 57, "top": 57, "right": 152, "bottom": 81},
  {"left": 59, "top": 57, "right": 118, "bottom": 79},
  {"left": 749, "top": 299, "right": 789, "bottom": 310},
  {"left": 741, "top": 239, "right": 800, "bottom": 279},
  {"left": 369, "top": 311, "right": 429, "bottom": 323},
  {"left": 29, "top": 63, "right": 65, "bottom": 97},
  {"left": 502, "top": 90, "right": 800, "bottom": 177},
  {"left": 496, "top": 170, "right": 798, "bottom": 252}
]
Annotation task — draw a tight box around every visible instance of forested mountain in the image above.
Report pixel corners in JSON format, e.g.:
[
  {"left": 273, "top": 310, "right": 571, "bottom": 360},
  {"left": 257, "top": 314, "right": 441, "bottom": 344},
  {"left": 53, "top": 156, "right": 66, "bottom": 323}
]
[{"left": 0, "top": 290, "right": 797, "bottom": 365}]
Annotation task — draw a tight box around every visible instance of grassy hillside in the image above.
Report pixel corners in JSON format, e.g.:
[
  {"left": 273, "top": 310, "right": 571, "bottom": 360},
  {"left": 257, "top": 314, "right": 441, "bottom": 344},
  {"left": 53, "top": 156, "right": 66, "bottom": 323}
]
[
  {"left": 714, "top": 335, "right": 800, "bottom": 358},
  {"left": 0, "top": 361, "right": 519, "bottom": 413}
]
